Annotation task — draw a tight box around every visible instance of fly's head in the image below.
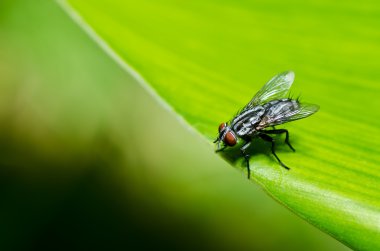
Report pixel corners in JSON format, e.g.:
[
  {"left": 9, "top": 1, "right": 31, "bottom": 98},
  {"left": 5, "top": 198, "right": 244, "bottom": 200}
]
[{"left": 214, "top": 122, "right": 237, "bottom": 150}]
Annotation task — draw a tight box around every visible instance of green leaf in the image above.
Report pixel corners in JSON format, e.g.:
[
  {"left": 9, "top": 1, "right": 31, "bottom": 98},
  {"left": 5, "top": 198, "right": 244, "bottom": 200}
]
[{"left": 59, "top": 0, "right": 380, "bottom": 250}]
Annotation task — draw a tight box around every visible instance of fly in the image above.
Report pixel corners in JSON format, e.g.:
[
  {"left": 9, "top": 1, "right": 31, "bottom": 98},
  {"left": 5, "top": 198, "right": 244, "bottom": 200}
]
[{"left": 214, "top": 71, "right": 319, "bottom": 179}]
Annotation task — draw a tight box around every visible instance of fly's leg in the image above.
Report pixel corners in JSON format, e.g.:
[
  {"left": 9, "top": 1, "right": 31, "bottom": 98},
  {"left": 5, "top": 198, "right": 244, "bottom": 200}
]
[
  {"left": 214, "top": 138, "right": 226, "bottom": 153},
  {"left": 259, "top": 133, "right": 290, "bottom": 170},
  {"left": 262, "top": 129, "right": 295, "bottom": 152},
  {"left": 215, "top": 145, "right": 227, "bottom": 153},
  {"left": 240, "top": 141, "right": 252, "bottom": 179}
]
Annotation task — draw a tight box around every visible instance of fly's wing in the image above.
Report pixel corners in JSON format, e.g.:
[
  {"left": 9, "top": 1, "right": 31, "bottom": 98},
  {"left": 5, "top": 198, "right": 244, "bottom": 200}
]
[
  {"left": 260, "top": 103, "right": 319, "bottom": 128},
  {"left": 243, "top": 71, "right": 295, "bottom": 111}
]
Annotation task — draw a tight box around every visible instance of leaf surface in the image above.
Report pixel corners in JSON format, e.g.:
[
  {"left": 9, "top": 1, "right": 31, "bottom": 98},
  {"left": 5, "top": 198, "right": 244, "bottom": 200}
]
[{"left": 60, "top": 1, "right": 380, "bottom": 249}]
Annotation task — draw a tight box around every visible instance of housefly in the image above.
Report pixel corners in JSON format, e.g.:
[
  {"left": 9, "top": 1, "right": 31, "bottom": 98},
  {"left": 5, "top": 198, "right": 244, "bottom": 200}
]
[{"left": 214, "top": 71, "right": 319, "bottom": 179}]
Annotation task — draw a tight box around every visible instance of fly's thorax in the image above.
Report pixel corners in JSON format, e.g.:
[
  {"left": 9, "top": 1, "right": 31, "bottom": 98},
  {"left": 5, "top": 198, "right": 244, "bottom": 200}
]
[{"left": 231, "top": 105, "right": 265, "bottom": 136}]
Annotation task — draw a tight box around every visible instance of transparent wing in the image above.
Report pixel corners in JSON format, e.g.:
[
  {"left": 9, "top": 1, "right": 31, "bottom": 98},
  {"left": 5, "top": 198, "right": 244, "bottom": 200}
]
[
  {"left": 262, "top": 103, "right": 319, "bottom": 127},
  {"left": 243, "top": 71, "right": 295, "bottom": 111}
]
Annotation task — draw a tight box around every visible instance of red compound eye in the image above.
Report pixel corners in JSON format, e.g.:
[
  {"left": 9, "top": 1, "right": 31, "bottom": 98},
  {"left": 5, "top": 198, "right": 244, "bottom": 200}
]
[
  {"left": 218, "top": 123, "right": 226, "bottom": 132},
  {"left": 224, "top": 131, "right": 237, "bottom": 146}
]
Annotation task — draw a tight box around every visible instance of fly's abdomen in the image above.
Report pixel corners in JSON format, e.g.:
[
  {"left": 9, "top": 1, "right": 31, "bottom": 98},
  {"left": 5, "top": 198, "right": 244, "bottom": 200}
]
[
  {"left": 257, "top": 99, "right": 300, "bottom": 129},
  {"left": 265, "top": 99, "right": 299, "bottom": 115}
]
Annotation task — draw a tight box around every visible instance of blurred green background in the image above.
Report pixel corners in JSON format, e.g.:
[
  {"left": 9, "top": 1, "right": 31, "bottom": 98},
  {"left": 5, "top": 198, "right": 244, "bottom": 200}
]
[{"left": 0, "top": 1, "right": 352, "bottom": 250}]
